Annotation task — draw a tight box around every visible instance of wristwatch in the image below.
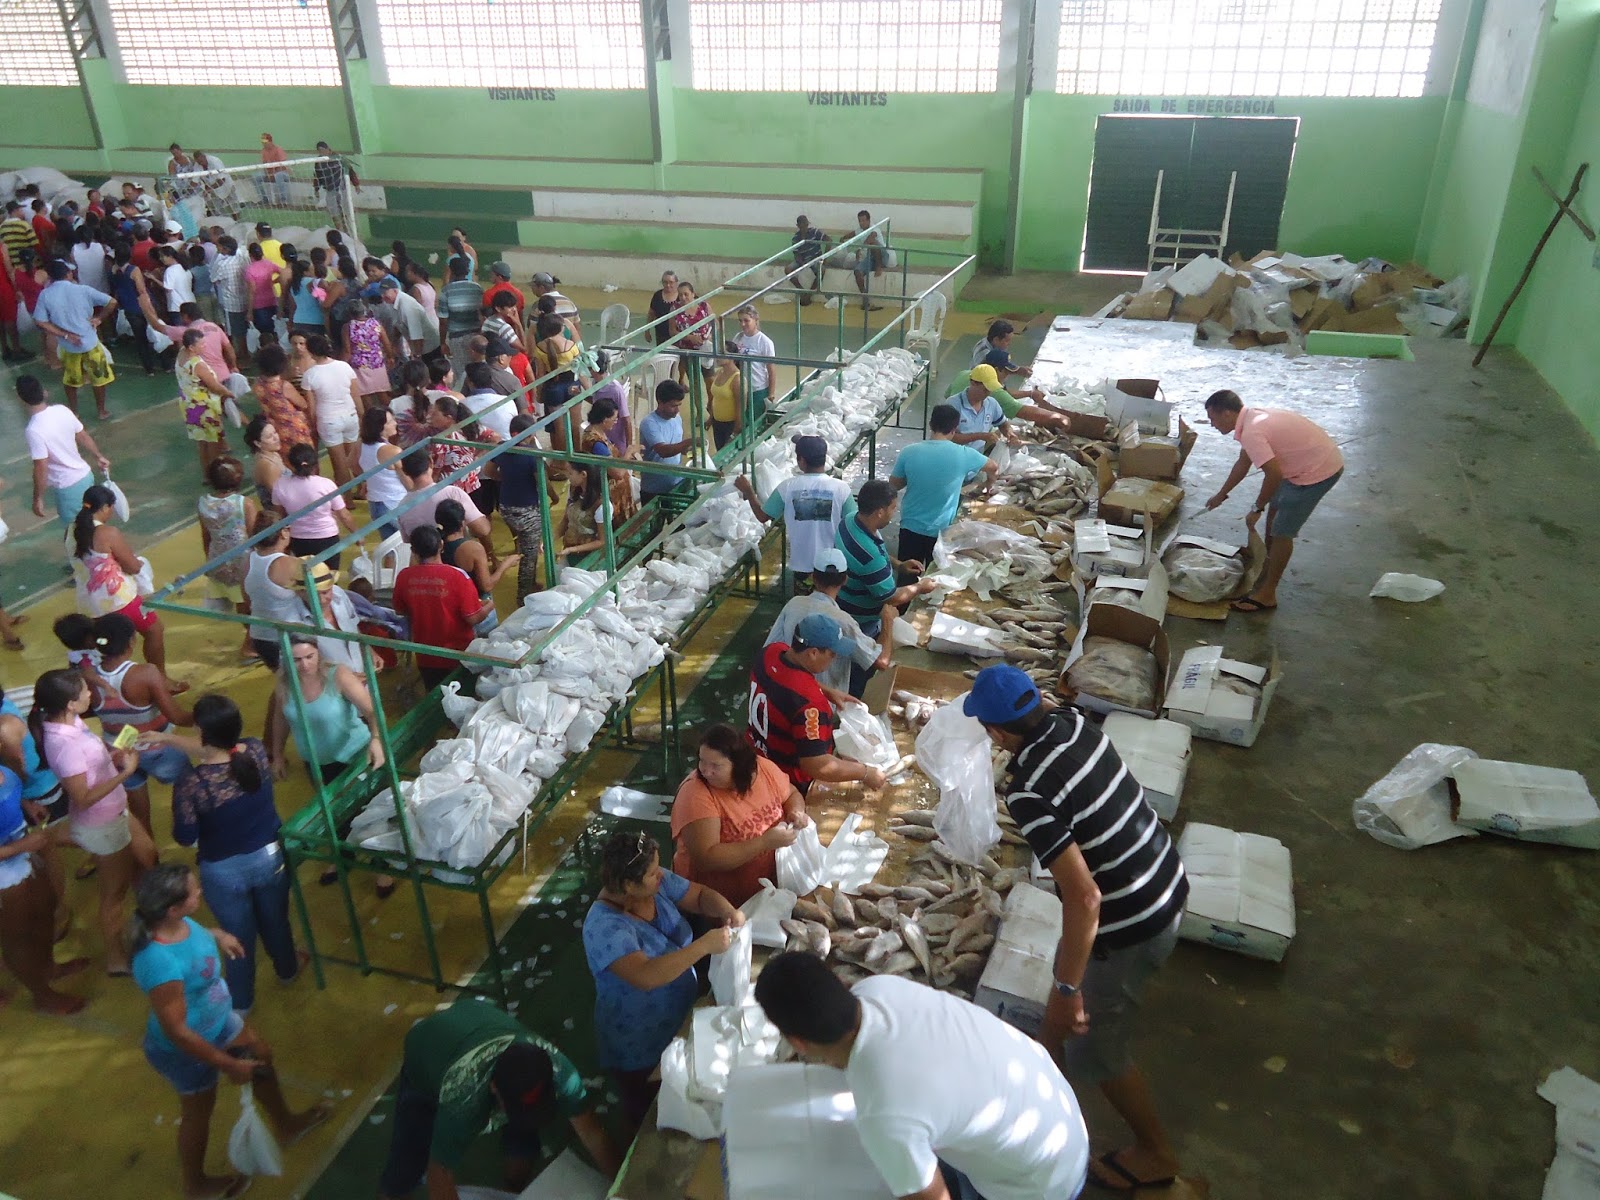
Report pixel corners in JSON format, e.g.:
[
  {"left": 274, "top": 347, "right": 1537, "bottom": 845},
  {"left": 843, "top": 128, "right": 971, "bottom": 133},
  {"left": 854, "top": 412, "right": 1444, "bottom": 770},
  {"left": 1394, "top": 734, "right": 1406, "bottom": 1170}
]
[{"left": 1053, "top": 979, "right": 1080, "bottom": 997}]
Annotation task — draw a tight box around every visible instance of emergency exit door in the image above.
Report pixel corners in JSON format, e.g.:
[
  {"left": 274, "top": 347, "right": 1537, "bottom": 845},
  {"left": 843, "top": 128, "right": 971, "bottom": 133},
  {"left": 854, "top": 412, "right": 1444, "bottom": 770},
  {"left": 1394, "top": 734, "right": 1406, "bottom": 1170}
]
[{"left": 1083, "top": 115, "right": 1299, "bottom": 272}]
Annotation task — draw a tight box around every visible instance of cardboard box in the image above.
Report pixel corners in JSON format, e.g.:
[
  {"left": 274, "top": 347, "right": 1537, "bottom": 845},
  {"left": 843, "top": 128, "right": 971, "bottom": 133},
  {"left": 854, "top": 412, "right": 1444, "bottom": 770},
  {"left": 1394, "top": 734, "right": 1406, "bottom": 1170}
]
[
  {"left": 1300, "top": 296, "right": 1345, "bottom": 332},
  {"left": 1095, "top": 454, "right": 1184, "bottom": 527},
  {"left": 1176, "top": 822, "right": 1295, "bottom": 962},
  {"left": 1453, "top": 760, "right": 1600, "bottom": 849},
  {"left": 723, "top": 1064, "right": 896, "bottom": 1200},
  {"left": 1071, "top": 513, "right": 1154, "bottom": 580},
  {"left": 1121, "top": 288, "right": 1175, "bottom": 320},
  {"left": 1083, "top": 561, "right": 1170, "bottom": 624},
  {"left": 1101, "top": 378, "right": 1173, "bottom": 434},
  {"left": 1118, "top": 417, "right": 1197, "bottom": 482},
  {"left": 1321, "top": 305, "right": 1408, "bottom": 335},
  {"left": 1174, "top": 273, "right": 1247, "bottom": 324},
  {"left": 861, "top": 663, "right": 899, "bottom": 715},
  {"left": 1102, "top": 712, "right": 1192, "bottom": 821},
  {"left": 1163, "top": 643, "right": 1281, "bottom": 747},
  {"left": 1059, "top": 604, "right": 1170, "bottom": 719},
  {"left": 1159, "top": 530, "right": 1267, "bottom": 620}
]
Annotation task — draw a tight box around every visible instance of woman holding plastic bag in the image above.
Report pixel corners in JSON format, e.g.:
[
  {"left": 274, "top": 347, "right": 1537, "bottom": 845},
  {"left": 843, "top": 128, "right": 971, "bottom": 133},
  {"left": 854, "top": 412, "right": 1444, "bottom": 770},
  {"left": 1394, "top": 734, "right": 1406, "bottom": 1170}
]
[
  {"left": 582, "top": 830, "right": 744, "bottom": 1134},
  {"left": 131, "top": 864, "right": 330, "bottom": 1200},
  {"left": 68, "top": 484, "right": 176, "bottom": 682},
  {"left": 670, "top": 723, "right": 808, "bottom": 907}
]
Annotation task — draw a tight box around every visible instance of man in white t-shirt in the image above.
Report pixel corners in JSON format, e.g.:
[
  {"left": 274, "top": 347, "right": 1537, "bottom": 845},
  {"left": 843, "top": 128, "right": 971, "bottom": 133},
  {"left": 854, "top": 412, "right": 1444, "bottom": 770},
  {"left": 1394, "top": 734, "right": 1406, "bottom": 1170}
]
[
  {"left": 19, "top": 373, "right": 109, "bottom": 524},
  {"left": 396, "top": 448, "right": 492, "bottom": 539},
  {"left": 733, "top": 434, "right": 853, "bottom": 578},
  {"left": 755, "top": 953, "right": 1089, "bottom": 1200},
  {"left": 461, "top": 362, "right": 515, "bottom": 438},
  {"left": 378, "top": 278, "right": 431, "bottom": 359}
]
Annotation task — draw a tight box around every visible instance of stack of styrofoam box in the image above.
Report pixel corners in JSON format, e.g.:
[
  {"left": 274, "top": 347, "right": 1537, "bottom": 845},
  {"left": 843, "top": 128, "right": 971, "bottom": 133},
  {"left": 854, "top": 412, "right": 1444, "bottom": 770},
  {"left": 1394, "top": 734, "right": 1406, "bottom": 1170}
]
[
  {"left": 974, "top": 883, "right": 1063, "bottom": 1036},
  {"left": 1175, "top": 822, "right": 1295, "bottom": 962},
  {"left": 1102, "top": 713, "right": 1192, "bottom": 822}
]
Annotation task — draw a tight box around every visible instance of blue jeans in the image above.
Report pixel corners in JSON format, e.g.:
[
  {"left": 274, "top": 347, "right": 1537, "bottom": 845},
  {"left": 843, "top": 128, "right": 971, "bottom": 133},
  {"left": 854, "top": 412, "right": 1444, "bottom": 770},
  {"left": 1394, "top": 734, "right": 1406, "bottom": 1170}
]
[
  {"left": 198, "top": 842, "right": 299, "bottom": 1013},
  {"left": 368, "top": 499, "right": 400, "bottom": 539},
  {"left": 127, "top": 742, "right": 192, "bottom": 790}
]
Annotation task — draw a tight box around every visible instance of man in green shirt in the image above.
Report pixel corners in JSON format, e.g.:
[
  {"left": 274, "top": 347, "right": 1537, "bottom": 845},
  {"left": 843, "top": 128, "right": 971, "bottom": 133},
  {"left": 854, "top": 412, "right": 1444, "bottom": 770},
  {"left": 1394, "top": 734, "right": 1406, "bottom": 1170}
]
[{"left": 378, "top": 1000, "right": 622, "bottom": 1199}]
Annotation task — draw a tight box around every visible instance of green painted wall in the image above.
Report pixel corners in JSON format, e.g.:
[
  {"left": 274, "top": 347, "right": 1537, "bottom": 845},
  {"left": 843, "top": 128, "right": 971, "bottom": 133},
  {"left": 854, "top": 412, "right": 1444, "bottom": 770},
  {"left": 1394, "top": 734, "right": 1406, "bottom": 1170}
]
[
  {"left": 362, "top": 87, "right": 653, "bottom": 162},
  {"left": 1515, "top": 12, "right": 1600, "bottom": 439},
  {"left": 1017, "top": 94, "right": 1450, "bottom": 273},
  {"left": 7, "top": 87, "right": 96, "bottom": 149}
]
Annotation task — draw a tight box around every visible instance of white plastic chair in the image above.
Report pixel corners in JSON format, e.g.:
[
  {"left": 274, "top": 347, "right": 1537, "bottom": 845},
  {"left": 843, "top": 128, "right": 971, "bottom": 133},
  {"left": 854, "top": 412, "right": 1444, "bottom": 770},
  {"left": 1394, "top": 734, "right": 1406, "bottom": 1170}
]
[
  {"left": 369, "top": 531, "right": 411, "bottom": 599},
  {"left": 904, "top": 290, "right": 948, "bottom": 361},
  {"left": 598, "top": 302, "right": 631, "bottom": 349},
  {"left": 649, "top": 352, "right": 679, "bottom": 396}
]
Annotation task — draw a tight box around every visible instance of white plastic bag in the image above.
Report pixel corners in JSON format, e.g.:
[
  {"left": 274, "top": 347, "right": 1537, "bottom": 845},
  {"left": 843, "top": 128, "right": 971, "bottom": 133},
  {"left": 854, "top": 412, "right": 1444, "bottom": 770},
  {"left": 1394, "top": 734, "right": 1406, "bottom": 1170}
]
[
  {"left": 1353, "top": 743, "right": 1479, "bottom": 850},
  {"left": 832, "top": 704, "right": 900, "bottom": 773},
  {"left": 440, "top": 681, "right": 481, "bottom": 728},
  {"left": 226, "top": 1084, "right": 283, "bottom": 1176},
  {"left": 708, "top": 920, "right": 752, "bottom": 1007},
  {"left": 1370, "top": 573, "right": 1445, "bottom": 602},
  {"left": 102, "top": 473, "right": 130, "bottom": 522},
  {"left": 223, "top": 395, "right": 244, "bottom": 427},
  {"left": 656, "top": 1038, "right": 722, "bottom": 1138},
  {"left": 774, "top": 821, "right": 827, "bottom": 896},
  {"left": 0, "top": 513, "right": 9, "bottom": 545},
  {"left": 915, "top": 696, "right": 1000, "bottom": 865},
  {"left": 740, "top": 878, "right": 798, "bottom": 949},
  {"left": 133, "top": 556, "right": 156, "bottom": 597}
]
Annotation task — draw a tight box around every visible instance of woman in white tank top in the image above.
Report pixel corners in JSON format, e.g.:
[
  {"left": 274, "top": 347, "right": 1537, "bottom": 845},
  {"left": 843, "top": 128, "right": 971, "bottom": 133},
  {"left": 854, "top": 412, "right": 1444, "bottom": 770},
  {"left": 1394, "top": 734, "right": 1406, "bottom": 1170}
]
[
  {"left": 243, "top": 520, "right": 304, "bottom": 670},
  {"left": 357, "top": 407, "right": 407, "bottom": 539}
]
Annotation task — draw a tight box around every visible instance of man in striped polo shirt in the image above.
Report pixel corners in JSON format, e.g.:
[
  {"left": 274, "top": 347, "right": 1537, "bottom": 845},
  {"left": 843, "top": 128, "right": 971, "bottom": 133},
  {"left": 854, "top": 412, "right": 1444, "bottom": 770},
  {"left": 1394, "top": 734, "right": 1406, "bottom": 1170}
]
[
  {"left": 835, "top": 479, "right": 935, "bottom": 694},
  {"left": 966, "top": 664, "right": 1188, "bottom": 1193}
]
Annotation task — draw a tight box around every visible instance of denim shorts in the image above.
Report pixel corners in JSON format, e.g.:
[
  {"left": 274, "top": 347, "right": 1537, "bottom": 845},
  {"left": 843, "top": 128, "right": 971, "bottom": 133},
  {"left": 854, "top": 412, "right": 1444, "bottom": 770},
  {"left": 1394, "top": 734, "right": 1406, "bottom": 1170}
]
[
  {"left": 1061, "top": 913, "right": 1180, "bottom": 1084},
  {"left": 144, "top": 1010, "right": 246, "bottom": 1095},
  {"left": 127, "top": 741, "right": 192, "bottom": 790},
  {"left": 1270, "top": 469, "right": 1342, "bottom": 538}
]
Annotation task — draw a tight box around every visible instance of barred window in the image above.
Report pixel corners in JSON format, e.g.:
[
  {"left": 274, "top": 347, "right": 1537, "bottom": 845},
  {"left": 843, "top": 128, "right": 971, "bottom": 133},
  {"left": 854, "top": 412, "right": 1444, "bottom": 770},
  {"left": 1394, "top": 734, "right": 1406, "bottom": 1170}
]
[
  {"left": 1056, "top": 0, "right": 1443, "bottom": 98},
  {"left": 690, "top": 0, "right": 1004, "bottom": 93},
  {"left": 374, "top": 0, "right": 645, "bottom": 88},
  {"left": 0, "top": 1, "right": 79, "bottom": 86},
  {"left": 105, "top": 0, "right": 340, "bottom": 86}
]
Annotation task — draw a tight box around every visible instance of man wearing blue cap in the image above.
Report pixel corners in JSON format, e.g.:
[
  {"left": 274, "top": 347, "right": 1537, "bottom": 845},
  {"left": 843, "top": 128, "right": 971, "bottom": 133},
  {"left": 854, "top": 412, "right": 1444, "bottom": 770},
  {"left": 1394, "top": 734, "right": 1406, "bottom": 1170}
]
[
  {"left": 748, "top": 612, "right": 888, "bottom": 795},
  {"left": 964, "top": 664, "right": 1188, "bottom": 1193}
]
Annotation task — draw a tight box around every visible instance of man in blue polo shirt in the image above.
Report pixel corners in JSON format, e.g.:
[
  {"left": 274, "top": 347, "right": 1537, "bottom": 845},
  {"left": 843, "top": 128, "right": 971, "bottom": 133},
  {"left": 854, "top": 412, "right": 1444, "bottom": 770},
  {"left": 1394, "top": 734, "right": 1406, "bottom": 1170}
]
[
  {"left": 31, "top": 260, "right": 118, "bottom": 420},
  {"left": 889, "top": 403, "right": 997, "bottom": 566}
]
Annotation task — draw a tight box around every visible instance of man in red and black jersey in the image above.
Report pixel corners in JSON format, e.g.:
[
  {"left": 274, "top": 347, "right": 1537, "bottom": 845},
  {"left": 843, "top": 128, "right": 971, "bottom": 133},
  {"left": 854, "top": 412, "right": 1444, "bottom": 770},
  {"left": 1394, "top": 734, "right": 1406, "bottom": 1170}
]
[{"left": 747, "top": 613, "right": 888, "bottom": 795}]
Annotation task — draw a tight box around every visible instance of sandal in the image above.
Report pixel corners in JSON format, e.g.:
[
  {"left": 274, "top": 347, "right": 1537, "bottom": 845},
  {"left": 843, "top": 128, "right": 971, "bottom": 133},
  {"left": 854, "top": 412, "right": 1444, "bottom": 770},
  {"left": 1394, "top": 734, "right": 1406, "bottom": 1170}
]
[
  {"left": 1088, "top": 1151, "right": 1176, "bottom": 1193},
  {"left": 1230, "top": 596, "right": 1277, "bottom": 613}
]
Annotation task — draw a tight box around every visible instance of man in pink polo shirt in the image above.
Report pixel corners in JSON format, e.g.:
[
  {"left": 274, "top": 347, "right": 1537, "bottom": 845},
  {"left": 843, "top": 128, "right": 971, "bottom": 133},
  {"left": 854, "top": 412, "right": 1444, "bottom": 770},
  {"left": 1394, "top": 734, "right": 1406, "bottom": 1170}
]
[{"left": 1202, "top": 389, "right": 1343, "bottom": 612}]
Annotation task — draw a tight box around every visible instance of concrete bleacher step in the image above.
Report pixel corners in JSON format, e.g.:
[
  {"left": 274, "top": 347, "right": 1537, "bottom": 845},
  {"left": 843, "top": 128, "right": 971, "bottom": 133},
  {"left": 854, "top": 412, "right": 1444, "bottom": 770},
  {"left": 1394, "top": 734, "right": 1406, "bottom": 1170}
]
[
  {"left": 513, "top": 218, "right": 970, "bottom": 265},
  {"left": 501, "top": 245, "right": 973, "bottom": 301},
  {"left": 530, "top": 187, "right": 975, "bottom": 240}
]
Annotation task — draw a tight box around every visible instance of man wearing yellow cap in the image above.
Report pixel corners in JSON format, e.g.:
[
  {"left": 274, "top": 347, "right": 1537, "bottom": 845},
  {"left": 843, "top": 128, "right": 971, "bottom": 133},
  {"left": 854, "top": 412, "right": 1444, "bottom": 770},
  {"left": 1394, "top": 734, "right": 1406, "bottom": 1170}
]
[{"left": 952, "top": 365, "right": 1079, "bottom": 448}]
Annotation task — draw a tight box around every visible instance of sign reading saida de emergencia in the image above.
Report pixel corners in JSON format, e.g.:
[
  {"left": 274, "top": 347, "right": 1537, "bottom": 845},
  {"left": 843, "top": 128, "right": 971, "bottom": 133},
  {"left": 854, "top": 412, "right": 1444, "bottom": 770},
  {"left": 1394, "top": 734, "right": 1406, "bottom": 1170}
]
[{"left": 1112, "top": 97, "right": 1280, "bottom": 114}]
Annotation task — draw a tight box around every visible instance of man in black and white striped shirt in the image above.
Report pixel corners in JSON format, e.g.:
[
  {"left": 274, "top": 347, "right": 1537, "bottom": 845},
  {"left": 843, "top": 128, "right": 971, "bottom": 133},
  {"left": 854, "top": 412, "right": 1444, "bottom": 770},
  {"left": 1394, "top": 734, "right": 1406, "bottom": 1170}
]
[{"left": 966, "top": 664, "right": 1187, "bottom": 1193}]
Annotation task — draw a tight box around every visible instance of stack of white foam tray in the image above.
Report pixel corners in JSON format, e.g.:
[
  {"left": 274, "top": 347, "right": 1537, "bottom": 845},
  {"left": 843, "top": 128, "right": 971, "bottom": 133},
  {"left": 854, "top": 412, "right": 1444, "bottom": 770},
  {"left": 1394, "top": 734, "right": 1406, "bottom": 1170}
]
[{"left": 1175, "top": 822, "right": 1295, "bottom": 962}]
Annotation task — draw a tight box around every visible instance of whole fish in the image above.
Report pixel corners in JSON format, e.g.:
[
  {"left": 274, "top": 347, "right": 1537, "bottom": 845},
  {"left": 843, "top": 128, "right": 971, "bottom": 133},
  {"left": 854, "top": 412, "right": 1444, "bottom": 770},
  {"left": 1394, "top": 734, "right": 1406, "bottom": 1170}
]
[
  {"left": 864, "top": 929, "right": 903, "bottom": 966},
  {"left": 891, "top": 825, "right": 940, "bottom": 842},
  {"left": 893, "top": 810, "right": 938, "bottom": 828},
  {"left": 897, "top": 914, "right": 932, "bottom": 975},
  {"left": 793, "top": 898, "right": 835, "bottom": 928},
  {"left": 882, "top": 950, "right": 919, "bottom": 976},
  {"left": 857, "top": 883, "right": 898, "bottom": 900},
  {"left": 875, "top": 897, "right": 901, "bottom": 926},
  {"left": 801, "top": 920, "right": 832, "bottom": 959},
  {"left": 831, "top": 887, "right": 858, "bottom": 927}
]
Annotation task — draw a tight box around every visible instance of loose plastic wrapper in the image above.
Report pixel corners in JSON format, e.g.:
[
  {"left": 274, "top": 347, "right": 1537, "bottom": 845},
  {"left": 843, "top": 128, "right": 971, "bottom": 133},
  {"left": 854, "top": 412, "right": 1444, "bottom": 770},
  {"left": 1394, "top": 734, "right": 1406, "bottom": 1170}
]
[
  {"left": 1370, "top": 572, "right": 1445, "bottom": 602},
  {"left": 1066, "top": 637, "right": 1158, "bottom": 712},
  {"left": 1352, "top": 742, "right": 1479, "bottom": 850},
  {"left": 822, "top": 813, "right": 891, "bottom": 894},
  {"left": 833, "top": 705, "right": 901, "bottom": 773},
  {"left": 775, "top": 821, "right": 827, "bottom": 896},
  {"left": 1161, "top": 544, "right": 1246, "bottom": 603},
  {"left": 227, "top": 1085, "right": 283, "bottom": 1177},
  {"left": 915, "top": 697, "right": 1001, "bottom": 865},
  {"left": 708, "top": 920, "right": 753, "bottom": 1007},
  {"left": 657, "top": 1038, "right": 722, "bottom": 1138},
  {"left": 740, "top": 878, "right": 799, "bottom": 949}
]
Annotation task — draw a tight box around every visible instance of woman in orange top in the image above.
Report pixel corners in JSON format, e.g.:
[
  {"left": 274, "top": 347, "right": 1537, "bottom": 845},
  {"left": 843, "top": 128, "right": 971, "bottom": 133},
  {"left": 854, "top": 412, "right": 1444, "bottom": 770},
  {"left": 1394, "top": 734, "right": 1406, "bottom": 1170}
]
[{"left": 669, "top": 724, "right": 809, "bottom": 907}]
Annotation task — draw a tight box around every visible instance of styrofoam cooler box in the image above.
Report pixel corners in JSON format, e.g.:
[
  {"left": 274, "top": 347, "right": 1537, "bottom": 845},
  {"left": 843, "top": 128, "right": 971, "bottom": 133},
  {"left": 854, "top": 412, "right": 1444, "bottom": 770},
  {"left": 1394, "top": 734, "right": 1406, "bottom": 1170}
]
[
  {"left": 975, "top": 883, "right": 1063, "bottom": 1035},
  {"left": 723, "top": 1063, "right": 894, "bottom": 1200},
  {"left": 1102, "top": 713, "right": 1192, "bottom": 821},
  {"left": 1453, "top": 760, "right": 1600, "bottom": 850},
  {"left": 1175, "top": 822, "right": 1295, "bottom": 962}
]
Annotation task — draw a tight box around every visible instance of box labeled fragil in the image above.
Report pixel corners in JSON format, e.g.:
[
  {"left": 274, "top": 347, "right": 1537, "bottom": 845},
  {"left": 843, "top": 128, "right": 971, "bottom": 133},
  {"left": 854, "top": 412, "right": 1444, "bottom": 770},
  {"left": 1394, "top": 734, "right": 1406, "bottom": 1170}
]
[
  {"left": 1452, "top": 760, "right": 1600, "bottom": 850},
  {"left": 1102, "top": 712, "right": 1192, "bottom": 821},
  {"left": 1094, "top": 453, "right": 1184, "bottom": 527},
  {"left": 1118, "top": 417, "right": 1197, "bottom": 482},
  {"left": 926, "top": 612, "right": 1006, "bottom": 658},
  {"left": 1070, "top": 513, "right": 1153, "bottom": 581},
  {"left": 1176, "top": 822, "right": 1295, "bottom": 962},
  {"left": 1060, "top": 604, "right": 1170, "bottom": 719},
  {"left": 1163, "top": 644, "right": 1281, "bottom": 747}
]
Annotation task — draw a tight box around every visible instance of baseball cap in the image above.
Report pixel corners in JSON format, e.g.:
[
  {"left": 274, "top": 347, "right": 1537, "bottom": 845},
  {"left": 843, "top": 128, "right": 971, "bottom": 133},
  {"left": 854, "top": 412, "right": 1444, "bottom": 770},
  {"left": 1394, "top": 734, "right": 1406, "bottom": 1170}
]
[
  {"left": 530, "top": 271, "right": 557, "bottom": 285},
  {"left": 491, "top": 261, "right": 512, "bottom": 279},
  {"left": 255, "top": 222, "right": 272, "bottom": 236},
  {"left": 812, "top": 548, "right": 848, "bottom": 576},
  {"left": 163, "top": 220, "right": 183, "bottom": 235},
  {"left": 792, "top": 613, "right": 850, "bottom": 654},
  {"left": 492, "top": 1043, "right": 558, "bottom": 1134},
  {"left": 969, "top": 364, "right": 1003, "bottom": 391},
  {"left": 981, "top": 346, "right": 1017, "bottom": 372},
  {"left": 791, "top": 434, "right": 828, "bottom": 467},
  {"left": 484, "top": 337, "right": 513, "bottom": 359},
  {"left": 962, "top": 664, "right": 1041, "bottom": 724}
]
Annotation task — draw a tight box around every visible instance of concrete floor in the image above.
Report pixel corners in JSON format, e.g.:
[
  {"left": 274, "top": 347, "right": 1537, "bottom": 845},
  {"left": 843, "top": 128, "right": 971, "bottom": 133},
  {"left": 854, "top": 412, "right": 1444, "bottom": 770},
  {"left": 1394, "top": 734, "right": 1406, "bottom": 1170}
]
[{"left": 1033, "top": 321, "right": 1600, "bottom": 1199}]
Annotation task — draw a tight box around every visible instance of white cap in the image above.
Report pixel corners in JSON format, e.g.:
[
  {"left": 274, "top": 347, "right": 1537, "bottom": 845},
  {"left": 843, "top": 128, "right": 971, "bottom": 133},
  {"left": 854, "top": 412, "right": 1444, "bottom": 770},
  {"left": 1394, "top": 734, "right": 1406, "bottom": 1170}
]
[{"left": 813, "top": 548, "right": 848, "bottom": 574}]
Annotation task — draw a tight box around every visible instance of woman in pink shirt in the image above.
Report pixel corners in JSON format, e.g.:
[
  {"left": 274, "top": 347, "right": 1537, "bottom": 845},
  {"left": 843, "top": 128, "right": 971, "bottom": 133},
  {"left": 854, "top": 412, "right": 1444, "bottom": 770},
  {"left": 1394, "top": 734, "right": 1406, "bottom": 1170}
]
[
  {"left": 271, "top": 443, "right": 361, "bottom": 568},
  {"left": 243, "top": 242, "right": 284, "bottom": 343},
  {"left": 32, "top": 668, "right": 157, "bottom": 975}
]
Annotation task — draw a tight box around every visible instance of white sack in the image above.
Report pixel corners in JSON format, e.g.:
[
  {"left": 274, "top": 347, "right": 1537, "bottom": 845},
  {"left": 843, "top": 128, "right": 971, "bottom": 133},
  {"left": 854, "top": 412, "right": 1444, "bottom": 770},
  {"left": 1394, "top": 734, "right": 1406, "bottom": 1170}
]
[{"left": 915, "top": 698, "right": 1000, "bottom": 865}]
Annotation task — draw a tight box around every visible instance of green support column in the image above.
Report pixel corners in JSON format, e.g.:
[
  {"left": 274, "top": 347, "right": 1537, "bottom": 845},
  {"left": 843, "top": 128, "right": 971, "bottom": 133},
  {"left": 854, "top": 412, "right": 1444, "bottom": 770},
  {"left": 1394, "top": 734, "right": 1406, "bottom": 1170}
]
[
  {"left": 341, "top": 58, "right": 384, "bottom": 157},
  {"left": 74, "top": 59, "right": 126, "bottom": 170}
]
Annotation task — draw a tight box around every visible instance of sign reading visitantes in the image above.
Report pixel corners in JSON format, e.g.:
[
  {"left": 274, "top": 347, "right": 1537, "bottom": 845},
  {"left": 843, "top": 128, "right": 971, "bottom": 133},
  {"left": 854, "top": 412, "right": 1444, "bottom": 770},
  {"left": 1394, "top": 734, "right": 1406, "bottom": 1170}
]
[
  {"left": 487, "top": 87, "right": 557, "bottom": 101},
  {"left": 807, "top": 91, "right": 889, "bottom": 106}
]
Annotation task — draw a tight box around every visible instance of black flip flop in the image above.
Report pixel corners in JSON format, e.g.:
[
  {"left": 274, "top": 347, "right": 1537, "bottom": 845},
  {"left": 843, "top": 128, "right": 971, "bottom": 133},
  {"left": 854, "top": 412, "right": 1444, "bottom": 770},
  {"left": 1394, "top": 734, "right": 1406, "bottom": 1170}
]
[
  {"left": 1230, "top": 596, "right": 1277, "bottom": 613},
  {"left": 1089, "top": 1151, "right": 1176, "bottom": 1192}
]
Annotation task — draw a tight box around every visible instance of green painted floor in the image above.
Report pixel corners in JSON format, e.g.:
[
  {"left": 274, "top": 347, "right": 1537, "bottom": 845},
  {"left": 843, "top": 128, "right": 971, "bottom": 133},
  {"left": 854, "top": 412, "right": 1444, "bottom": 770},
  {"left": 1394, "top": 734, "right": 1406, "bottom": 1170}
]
[{"left": 303, "top": 591, "right": 784, "bottom": 1198}]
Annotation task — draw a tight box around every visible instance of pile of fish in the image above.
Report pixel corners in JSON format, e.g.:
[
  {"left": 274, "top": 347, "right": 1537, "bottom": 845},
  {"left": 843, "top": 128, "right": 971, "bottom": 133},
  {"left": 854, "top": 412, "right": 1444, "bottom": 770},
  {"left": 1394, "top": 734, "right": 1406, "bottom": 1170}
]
[{"left": 984, "top": 442, "right": 1098, "bottom": 517}]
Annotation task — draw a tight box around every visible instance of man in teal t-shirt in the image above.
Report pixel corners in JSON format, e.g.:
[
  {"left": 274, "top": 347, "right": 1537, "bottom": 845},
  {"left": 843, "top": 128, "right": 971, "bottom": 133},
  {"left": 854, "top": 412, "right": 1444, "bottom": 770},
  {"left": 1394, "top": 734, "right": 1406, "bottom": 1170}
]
[
  {"left": 378, "top": 1000, "right": 622, "bottom": 1199},
  {"left": 889, "top": 402, "right": 998, "bottom": 566}
]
